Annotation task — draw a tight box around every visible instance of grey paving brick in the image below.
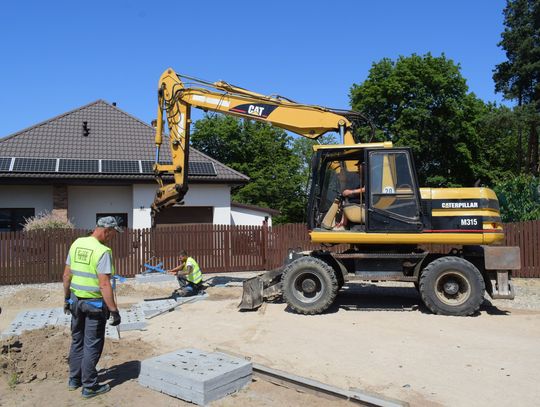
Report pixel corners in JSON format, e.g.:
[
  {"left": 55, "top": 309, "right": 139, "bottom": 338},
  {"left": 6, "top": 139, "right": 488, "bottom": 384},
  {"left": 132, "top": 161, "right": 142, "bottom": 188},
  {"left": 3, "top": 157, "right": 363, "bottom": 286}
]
[
  {"left": 135, "top": 273, "right": 176, "bottom": 283},
  {"left": 174, "top": 293, "right": 209, "bottom": 304},
  {"left": 119, "top": 307, "right": 147, "bottom": 331},
  {"left": 105, "top": 324, "right": 120, "bottom": 340},
  {"left": 139, "top": 372, "right": 251, "bottom": 405},
  {"left": 1, "top": 307, "right": 120, "bottom": 339},
  {"left": 137, "top": 299, "right": 179, "bottom": 317},
  {"left": 138, "top": 348, "right": 252, "bottom": 405}
]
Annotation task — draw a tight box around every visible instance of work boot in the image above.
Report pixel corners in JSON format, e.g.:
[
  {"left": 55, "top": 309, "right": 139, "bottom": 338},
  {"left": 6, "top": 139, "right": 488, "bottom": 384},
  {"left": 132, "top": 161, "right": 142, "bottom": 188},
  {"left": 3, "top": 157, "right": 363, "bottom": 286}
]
[
  {"left": 68, "top": 378, "right": 81, "bottom": 391},
  {"left": 174, "top": 288, "right": 191, "bottom": 297},
  {"left": 81, "top": 383, "right": 110, "bottom": 399}
]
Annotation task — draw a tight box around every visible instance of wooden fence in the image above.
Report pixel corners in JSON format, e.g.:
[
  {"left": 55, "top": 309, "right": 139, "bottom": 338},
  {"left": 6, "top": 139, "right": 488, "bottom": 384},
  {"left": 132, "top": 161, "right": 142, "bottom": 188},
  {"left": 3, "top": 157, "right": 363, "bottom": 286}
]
[{"left": 0, "top": 221, "right": 538, "bottom": 285}]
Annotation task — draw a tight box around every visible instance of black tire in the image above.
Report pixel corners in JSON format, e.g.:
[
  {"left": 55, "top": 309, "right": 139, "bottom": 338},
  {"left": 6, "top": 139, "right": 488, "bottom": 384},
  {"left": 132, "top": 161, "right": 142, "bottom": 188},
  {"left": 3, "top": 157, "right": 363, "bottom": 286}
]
[
  {"left": 281, "top": 256, "right": 338, "bottom": 315},
  {"left": 419, "top": 257, "right": 485, "bottom": 316}
]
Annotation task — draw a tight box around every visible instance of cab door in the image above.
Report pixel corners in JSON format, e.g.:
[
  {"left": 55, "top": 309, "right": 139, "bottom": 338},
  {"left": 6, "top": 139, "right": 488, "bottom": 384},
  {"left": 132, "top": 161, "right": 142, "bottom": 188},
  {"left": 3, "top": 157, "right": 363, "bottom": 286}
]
[{"left": 366, "top": 148, "right": 423, "bottom": 232}]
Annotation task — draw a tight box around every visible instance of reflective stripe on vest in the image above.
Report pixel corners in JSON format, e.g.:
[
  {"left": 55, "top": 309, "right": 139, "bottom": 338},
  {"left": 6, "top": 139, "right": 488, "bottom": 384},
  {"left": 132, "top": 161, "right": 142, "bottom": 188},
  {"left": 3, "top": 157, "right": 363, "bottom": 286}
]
[
  {"left": 184, "top": 257, "right": 202, "bottom": 284},
  {"left": 69, "top": 236, "right": 115, "bottom": 298}
]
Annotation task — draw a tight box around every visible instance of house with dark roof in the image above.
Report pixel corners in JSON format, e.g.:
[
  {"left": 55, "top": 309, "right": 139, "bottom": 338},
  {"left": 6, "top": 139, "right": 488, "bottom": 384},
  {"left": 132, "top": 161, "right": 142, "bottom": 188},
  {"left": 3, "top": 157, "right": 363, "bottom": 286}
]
[{"left": 0, "top": 100, "right": 281, "bottom": 231}]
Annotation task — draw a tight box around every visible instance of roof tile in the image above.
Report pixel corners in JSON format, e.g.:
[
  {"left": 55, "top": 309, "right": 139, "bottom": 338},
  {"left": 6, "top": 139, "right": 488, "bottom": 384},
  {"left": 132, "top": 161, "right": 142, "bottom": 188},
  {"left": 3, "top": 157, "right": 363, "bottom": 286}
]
[{"left": 0, "top": 100, "right": 248, "bottom": 183}]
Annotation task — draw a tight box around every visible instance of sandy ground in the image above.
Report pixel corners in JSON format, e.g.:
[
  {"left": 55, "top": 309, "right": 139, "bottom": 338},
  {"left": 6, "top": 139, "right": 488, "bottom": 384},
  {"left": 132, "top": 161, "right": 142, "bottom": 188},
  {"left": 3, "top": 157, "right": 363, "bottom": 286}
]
[{"left": 1, "top": 275, "right": 540, "bottom": 407}]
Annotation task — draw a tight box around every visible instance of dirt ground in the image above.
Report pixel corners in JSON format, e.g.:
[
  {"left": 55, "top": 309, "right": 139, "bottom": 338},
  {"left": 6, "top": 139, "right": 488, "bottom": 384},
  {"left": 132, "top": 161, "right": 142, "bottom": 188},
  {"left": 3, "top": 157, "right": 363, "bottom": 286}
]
[{"left": 1, "top": 275, "right": 540, "bottom": 407}]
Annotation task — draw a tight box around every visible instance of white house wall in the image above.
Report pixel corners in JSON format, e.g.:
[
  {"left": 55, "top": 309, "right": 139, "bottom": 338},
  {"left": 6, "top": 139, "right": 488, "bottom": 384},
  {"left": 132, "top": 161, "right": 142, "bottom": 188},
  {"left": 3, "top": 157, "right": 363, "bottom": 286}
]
[
  {"left": 1, "top": 183, "right": 235, "bottom": 229},
  {"left": 0, "top": 185, "right": 53, "bottom": 215},
  {"left": 183, "top": 184, "right": 231, "bottom": 225},
  {"left": 231, "top": 207, "right": 272, "bottom": 227},
  {"left": 132, "top": 183, "right": 156, "bottom": 229},
  {"left": 68, "top": 185, "right": 132, "bottom": 229},
  {"left": 133, "top": 183, "right": 232, "bottom": 228}
]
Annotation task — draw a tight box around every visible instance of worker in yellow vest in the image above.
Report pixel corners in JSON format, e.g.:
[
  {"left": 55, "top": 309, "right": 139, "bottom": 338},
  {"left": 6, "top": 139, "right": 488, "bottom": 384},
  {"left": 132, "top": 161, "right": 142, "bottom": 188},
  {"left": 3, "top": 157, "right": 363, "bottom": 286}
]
[
  {"left": 62, "top": 216, "right": 122, "bottom": 399},
  {"left": 167, "top": 250, "right": 204, "bottom": 296}
]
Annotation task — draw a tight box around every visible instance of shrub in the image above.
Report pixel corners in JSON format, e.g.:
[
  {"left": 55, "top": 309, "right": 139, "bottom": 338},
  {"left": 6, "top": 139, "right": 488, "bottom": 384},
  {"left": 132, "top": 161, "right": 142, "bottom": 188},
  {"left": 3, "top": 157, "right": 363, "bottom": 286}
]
[{"left": 23, "top": 211, "right": 75, "bottom": 231}]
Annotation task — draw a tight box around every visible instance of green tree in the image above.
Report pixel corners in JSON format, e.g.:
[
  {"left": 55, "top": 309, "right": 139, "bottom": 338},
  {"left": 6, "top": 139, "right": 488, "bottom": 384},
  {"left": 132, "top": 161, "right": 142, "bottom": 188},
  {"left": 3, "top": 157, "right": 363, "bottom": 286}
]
[
  {"left": 475, "top": 104, "right": 521, "bottom": 184},
  {"left": 494, "top": 174, "right": 540, "bottom": 222},
  {"left": 350, "top": 53, "right": 486, "bottom": 187},
  {"left": 191, "top": 114, "right": 305, "bottom": 223},
  {"left": 291, "top": 134, "right": 338, "bottom": 193},
  {"left": 493, "top": 0, "right": 540, "bottom": 175}
]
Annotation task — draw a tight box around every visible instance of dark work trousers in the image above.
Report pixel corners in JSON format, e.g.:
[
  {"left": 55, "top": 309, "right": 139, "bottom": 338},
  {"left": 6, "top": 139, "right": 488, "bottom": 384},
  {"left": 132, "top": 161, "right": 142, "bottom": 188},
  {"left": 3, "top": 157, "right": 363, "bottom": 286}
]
[
  {"left": 177, "top": 276, "right": 201, "bottom": 296},
  {"left": 68, "top": 295, "right": 107, "bottom": 388}
]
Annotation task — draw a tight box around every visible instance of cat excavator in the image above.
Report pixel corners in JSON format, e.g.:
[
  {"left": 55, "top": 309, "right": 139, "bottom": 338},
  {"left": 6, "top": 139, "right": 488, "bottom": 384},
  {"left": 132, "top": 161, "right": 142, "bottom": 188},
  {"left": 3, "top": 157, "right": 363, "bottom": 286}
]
[{"left": 151, "top": 68, "right": 519, "bottom": 316}]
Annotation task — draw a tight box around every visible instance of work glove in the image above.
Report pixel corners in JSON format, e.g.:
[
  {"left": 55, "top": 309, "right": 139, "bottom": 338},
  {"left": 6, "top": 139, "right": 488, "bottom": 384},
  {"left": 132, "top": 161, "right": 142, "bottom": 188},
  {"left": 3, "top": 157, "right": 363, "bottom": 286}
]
[
  {"left": 63, "top": 298, "right": 71, "bottom": 315},
  {"left": 109, "top": 310, "right": 121, "bottom": 326}
]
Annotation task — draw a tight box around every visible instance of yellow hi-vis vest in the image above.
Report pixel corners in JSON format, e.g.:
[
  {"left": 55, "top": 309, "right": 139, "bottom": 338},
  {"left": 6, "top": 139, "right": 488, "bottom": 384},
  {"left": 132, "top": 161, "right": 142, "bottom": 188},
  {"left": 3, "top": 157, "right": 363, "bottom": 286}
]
[
  {"left": 69, "top": 236, "right": 115, "bottom": 298},
  {"left": 184, "top": 257, "right": 202, "bottom": 284}
]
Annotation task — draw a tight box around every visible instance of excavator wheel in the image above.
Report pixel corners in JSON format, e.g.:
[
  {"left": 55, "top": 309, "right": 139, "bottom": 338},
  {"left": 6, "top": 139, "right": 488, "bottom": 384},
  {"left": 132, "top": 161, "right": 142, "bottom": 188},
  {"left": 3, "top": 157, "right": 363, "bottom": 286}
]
[
  {"left": 419, "top": 256, "right": 485, "bottom": 316},
  {"left": 281, "top": 256, "right": 338, "bottom": 315}
]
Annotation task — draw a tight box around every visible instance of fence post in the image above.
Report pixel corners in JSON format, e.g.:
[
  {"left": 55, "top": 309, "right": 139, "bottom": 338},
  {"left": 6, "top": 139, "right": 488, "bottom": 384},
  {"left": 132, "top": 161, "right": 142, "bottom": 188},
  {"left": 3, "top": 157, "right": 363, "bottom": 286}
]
[
  {"left": 224, "top": 225, "right": 231, "bottom": 271},
  {"left": 261, "top": 220, "right": 269, "bottom": 270},
  {"left": 46, "top": 230, "right": 52, "bottom": 282}
]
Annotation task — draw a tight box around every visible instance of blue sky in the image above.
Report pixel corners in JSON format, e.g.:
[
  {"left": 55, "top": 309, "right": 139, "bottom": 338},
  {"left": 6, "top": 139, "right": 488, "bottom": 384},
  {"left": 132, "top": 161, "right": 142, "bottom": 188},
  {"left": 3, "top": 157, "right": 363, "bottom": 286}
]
[{"left": 0, "top": 0, "right": 509, "bottom": 138}]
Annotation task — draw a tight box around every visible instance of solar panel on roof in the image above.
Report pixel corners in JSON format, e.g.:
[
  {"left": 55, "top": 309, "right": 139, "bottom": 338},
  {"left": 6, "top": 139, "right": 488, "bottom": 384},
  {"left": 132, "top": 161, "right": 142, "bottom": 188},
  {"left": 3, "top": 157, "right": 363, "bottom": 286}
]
[
  {"left": 141, "top": 160, "right": 156, "bottom": 173},
  {"left": 101, "top": 160, "right": 140, "bottom": 174},
  {"left": 189, "top": 161, "right": 216, "bottom": 176},
  {"left": 0, "top": 157, "right": 11, "bottom": 172},
  {"left": 59, "top": 159, "right": 99, "bottom": 173},
  {"left": 140, "top": 160, "right": 216, "bottom": 176},
  {"left": 12, "top": 158, "right": 57, "bottom": 172}
]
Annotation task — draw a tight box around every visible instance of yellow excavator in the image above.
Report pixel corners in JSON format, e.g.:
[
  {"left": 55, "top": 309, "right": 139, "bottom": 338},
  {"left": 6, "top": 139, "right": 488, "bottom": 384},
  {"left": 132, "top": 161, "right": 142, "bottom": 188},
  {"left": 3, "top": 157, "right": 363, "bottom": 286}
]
[{"left": 152, "top": 68, "right": 519, "bottom": 316}]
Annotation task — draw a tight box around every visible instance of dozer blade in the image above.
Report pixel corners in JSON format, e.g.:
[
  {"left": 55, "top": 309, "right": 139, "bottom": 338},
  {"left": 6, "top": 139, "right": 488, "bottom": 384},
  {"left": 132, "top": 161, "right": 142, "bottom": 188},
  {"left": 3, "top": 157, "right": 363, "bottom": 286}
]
[
  {"left": 238, "top": 268, "right": 284, "bottom": 311},
  {"left": 238, "top": 276, "right": 264, "bottom": 310}
]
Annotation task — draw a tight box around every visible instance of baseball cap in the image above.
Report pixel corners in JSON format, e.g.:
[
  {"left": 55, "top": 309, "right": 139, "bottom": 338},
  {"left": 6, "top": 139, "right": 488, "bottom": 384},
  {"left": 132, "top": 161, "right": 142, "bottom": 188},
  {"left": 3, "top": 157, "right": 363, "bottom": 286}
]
[{"left": 97, "top": 216, "right": 123, "bottom": 232}]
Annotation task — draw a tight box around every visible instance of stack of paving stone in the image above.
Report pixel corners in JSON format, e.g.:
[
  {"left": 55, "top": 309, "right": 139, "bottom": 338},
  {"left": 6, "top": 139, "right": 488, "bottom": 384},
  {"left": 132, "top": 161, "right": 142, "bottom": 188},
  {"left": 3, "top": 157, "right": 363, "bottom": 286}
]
[
  {"left": 134, "top": 273, "right": 176, "bottom": 283},
  {"left": 139, "top": 349, "right": 252, "bottom": 405}
]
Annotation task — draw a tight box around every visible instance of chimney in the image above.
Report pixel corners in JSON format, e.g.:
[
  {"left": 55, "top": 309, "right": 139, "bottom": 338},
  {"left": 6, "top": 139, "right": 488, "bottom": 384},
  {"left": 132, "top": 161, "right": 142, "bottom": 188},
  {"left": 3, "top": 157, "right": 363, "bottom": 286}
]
[
  {"left": 112, "top": 102, "right": 117, "bottom": 106},
  {"left": 82, "top": 121, "right": 90, "bottom": 137}
]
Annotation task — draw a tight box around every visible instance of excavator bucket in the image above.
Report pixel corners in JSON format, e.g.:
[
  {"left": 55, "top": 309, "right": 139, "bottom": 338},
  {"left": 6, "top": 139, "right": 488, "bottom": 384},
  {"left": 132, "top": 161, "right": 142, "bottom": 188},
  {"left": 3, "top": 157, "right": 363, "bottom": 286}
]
[
  {"left": 238, "top": 277, "right": 264, "bottom": 310},
  {"left": 238, "top": 268, "right": 284, "bottom": 311}
]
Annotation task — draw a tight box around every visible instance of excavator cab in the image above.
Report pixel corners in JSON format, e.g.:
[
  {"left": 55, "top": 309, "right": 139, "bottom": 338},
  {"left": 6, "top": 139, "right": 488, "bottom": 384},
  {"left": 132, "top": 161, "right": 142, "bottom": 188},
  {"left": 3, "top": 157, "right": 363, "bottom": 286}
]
[{"left": 308, "top": 145, "right": 423, "bottom": 233}]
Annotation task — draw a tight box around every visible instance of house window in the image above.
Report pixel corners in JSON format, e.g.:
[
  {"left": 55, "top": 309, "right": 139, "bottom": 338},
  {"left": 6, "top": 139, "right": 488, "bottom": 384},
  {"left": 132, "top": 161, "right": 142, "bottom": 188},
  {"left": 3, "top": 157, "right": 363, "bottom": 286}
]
[
  {"left": 96, "top": 213, "right": 128, "bottom": 228},
  {"left": 0, "top": 208, "right": 35, "bottom": 232},
  {"left": 154, "top": 207, "right": 213, "bottom": 226}
]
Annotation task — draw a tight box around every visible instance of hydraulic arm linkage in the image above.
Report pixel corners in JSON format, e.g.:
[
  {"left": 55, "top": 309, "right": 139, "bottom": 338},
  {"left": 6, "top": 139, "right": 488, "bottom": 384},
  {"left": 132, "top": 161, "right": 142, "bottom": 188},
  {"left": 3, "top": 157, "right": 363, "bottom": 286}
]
[{"left": 151, "top": 68, "right": 370, "bottom": 213}]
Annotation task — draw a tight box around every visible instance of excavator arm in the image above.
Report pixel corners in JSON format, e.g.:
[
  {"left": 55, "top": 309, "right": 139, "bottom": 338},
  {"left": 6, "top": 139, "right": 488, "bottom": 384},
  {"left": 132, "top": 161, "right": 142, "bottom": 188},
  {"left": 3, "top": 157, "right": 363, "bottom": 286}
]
[{"left": 152, "top": 68, "right": 369, "bottom": 213}]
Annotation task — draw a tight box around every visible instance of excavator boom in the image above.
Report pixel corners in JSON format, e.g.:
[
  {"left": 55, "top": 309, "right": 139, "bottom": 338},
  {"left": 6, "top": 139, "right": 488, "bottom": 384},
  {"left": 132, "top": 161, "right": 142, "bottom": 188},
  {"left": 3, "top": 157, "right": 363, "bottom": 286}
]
[{"left": 151, "top": 68, "right": 369, "bottom": 212}]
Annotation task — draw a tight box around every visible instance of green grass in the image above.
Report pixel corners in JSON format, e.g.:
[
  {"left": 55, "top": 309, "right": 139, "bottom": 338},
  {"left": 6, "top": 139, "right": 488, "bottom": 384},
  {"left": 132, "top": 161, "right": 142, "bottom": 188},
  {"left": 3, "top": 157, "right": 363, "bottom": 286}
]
[{"left": 8, "top": 372, "right": 18, "bottom": 389}]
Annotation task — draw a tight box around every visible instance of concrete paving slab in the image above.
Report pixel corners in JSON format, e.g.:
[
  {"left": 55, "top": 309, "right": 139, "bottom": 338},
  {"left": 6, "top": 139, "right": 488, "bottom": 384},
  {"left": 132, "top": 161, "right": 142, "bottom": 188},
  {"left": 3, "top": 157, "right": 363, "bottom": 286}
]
[
  {"left": 1, "top": 307, "right": 120, "bottom": 340},
  {"left": 138, "top": 348, "right": 252, "bottom": 405},
  {"left": 135, "top": 273, "right": 176, "bottom": 283},
  {"left": 119, "top": 307, "right": 147, "bottom": 332},
  {"left": 139, "top": 371, "right": 251, "bottom": 405},
  {"left": 1, "top": 308, "right": 62, "bottom": 337},
  {"left": 137, "top": 299, "right": 179, "bottom": 318},
  {"left": 174, "top": 293, "right": 209, "bottom": 303}
]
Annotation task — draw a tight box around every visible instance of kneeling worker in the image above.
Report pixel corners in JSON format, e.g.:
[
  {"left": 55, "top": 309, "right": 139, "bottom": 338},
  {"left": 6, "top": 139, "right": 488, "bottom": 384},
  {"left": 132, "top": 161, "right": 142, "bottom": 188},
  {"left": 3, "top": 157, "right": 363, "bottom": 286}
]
[{"left": 167, "top": 250, "right": 203, "bottom": 296}]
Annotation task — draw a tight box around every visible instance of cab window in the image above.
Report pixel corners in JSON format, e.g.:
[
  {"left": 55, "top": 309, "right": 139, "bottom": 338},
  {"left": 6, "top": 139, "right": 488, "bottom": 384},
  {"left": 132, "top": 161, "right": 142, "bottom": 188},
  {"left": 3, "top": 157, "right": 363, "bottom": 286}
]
[{"left": 369, "top": 151, "right": 418, "bottom": 219}]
